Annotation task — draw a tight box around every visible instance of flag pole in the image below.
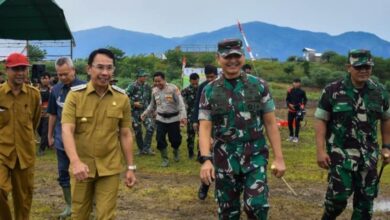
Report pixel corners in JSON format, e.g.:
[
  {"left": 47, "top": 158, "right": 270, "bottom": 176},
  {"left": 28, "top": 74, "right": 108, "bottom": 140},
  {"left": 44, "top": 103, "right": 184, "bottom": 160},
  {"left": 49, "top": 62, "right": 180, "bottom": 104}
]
[{"left": 237, "top": 20, "right": 259, "bottom": 75}]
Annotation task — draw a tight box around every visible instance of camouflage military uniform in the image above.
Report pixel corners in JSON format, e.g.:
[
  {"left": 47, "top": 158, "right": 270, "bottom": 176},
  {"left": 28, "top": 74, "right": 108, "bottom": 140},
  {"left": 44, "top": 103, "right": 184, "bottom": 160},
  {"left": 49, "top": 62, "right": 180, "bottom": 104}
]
[
  {"left": 126, "top": 80, "right": 154, "bottom": 154},
  {"left": 181, "top": 84, "right": 198, "bottom": 158},
  {"left": 199, "top": 72, "right": 275, "bottom": 220},
  {"left": 315, "top": 75, "right": 390, "bottom": 219}
]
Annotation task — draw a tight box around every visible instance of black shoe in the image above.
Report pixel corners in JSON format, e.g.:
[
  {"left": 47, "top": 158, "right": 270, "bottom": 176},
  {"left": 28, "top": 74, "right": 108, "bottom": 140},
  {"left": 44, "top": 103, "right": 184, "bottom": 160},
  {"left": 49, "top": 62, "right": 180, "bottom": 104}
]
[{"left": 198, "top": 183, "right": 209, "bottom": 200}]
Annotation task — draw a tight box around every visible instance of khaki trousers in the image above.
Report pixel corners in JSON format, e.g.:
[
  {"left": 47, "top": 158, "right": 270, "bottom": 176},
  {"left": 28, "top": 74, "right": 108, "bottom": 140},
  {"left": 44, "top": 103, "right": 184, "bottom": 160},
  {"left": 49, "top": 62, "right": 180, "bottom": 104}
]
[
  {"left": 0, "top": 160, "right": 34, "bottom": 220},
  {"left": 71, "top": 174, "right": 120, "bottom": 220}
]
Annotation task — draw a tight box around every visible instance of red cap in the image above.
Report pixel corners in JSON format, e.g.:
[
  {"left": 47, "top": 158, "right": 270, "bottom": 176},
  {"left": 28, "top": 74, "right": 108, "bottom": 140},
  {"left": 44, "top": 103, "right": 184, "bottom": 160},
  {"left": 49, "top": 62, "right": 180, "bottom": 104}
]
[{"left": 5, "top": 53, "right": 30, "bottom": 67}]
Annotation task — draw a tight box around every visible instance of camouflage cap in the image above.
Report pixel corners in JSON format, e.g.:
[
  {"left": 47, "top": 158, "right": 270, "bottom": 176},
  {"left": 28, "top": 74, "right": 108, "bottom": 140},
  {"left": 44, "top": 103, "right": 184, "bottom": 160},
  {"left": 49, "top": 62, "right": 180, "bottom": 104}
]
[
  {"left": 217, "top": 38, "right": 244, "bottom": 57},
  {"left": 348, "top": 49, "right": 374, "bottom": 67},
  {"left": 136, "top": 69, "right": 148, "bottom": 77}
]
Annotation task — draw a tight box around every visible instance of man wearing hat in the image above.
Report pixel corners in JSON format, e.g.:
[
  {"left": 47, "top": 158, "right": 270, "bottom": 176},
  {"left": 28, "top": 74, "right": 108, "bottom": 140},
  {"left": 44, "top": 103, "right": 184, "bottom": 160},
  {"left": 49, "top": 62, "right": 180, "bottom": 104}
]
[
  {"left": 198, "top": 39, "right": 286, "bottom": 219},
  {"left": 286, "top": 78, "right": 307, "bottom": 143},
  {"left": 181, "top": 72, "right": 200, "bottom": 159},
  {"left": 315, "top": 49, "right": 390, "bottom": 219},
  {"left": 0, "top": 52, "right": 41, "bottom": 219},
  {"left": 126, "top": 69, "right": 155, "bottom": 155}
]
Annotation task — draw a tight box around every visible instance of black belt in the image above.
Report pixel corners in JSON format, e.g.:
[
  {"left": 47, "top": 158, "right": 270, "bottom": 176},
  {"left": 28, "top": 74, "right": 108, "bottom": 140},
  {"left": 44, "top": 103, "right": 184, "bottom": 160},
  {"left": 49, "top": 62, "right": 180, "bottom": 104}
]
[{"left": 157, "top": 112, "right": 179, "bottom": 118}]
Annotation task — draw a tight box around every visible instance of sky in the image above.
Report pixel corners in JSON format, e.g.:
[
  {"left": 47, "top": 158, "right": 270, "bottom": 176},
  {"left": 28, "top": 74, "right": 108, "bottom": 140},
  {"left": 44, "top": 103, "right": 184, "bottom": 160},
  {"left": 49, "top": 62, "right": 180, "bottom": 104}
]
[{"left": 54, "top": 0, "right": 390, "bottom": 41}]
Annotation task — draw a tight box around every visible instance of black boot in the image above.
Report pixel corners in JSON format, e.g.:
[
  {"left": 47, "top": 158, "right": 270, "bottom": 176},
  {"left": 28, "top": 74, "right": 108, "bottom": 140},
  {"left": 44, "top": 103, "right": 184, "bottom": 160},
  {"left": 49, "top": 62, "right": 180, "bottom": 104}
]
[{"left": 198, "top": 183, "right": 210, "bottom": 200}]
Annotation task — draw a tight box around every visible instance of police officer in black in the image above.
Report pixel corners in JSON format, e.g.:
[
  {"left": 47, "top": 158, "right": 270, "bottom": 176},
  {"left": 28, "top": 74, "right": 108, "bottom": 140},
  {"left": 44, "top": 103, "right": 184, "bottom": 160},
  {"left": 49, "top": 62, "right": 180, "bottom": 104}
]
[{"left": 286, "top": 78, "right": 307, "bottom": 143}]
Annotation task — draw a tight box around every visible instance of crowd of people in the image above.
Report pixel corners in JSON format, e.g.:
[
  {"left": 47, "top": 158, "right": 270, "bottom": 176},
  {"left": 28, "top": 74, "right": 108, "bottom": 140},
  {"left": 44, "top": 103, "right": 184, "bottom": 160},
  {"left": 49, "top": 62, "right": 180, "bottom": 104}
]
[{"left": 0, "top": 39, "right": 389, "bottom": 220}]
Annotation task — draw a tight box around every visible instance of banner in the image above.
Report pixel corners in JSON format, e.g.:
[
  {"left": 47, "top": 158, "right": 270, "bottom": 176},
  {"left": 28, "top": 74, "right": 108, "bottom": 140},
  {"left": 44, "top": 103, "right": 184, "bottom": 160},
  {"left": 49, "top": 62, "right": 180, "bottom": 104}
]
[{"left": 182, "top": 67, "right": 221, "bottom": 88}]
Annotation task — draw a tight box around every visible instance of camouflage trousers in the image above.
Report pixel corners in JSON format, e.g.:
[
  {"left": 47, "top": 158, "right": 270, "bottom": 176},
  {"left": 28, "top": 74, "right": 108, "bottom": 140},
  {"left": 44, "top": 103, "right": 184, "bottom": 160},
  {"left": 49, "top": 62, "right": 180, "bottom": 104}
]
[
  {"left": 132, "top": 111, "right": 155, "bottom": 153},
  {"left": 186, "top": 119, "right": 197, "bottom": 157},
  {"left": 215, "top": 166, "right": 269, "bottom": 220},
  {"left": 322, "top": 164, "right": 378, "bottom": 220}
]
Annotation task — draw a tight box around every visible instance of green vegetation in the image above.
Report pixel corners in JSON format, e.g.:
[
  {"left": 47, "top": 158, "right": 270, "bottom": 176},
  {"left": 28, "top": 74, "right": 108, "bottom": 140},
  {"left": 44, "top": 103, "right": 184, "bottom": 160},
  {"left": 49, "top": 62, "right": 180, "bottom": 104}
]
[{"left": 3, "top": 46, "right": 390, "bottom": 91}]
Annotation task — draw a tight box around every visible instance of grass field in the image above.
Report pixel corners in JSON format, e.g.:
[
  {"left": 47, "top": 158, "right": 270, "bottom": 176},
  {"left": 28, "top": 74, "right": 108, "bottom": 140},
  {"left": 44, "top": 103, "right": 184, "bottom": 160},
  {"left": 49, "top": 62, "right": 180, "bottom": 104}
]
[{"left": 13, "top": 84, "right": 390, "bottom": 219}]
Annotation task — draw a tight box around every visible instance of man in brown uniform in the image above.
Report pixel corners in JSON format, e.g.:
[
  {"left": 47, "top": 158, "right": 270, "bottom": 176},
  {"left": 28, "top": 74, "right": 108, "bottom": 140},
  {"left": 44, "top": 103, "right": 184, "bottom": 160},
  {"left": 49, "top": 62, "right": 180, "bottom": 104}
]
[
  {"left": 0, "top": 53, "right": 41, "bottom": 220},
  {"left": 62, "top": 48, "right": 136, "bottom": 219}
]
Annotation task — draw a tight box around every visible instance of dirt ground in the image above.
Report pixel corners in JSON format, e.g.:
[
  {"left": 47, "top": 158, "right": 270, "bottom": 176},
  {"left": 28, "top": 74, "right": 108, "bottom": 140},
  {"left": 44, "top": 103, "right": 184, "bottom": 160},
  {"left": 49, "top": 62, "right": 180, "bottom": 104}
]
[
  {"left": 29, "top": 158, "right": 390, "bottom": 220},
  {"left": 22, "top": 106, "right": 390, "bottom": 219}
]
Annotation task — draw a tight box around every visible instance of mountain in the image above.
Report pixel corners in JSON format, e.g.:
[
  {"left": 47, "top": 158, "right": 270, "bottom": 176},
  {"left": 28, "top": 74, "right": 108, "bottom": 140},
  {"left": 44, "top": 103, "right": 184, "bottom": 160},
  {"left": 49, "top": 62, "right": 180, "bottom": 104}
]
[
  {"left": 69, "top": 22, "right": 390, "bottom": 61},
  {"left": 72, "top": 26, "right": 176, "bottom": 58}
]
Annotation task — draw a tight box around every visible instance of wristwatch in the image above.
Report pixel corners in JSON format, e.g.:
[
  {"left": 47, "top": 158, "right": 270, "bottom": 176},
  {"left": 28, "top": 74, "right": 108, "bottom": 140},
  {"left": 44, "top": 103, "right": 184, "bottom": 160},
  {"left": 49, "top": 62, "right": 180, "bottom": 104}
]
[
  {"left": 127, "top": 165, "right": 137, "bottom": 171},
  {"left": 199, "top": 155, "right": 213, "bottom": 164}
]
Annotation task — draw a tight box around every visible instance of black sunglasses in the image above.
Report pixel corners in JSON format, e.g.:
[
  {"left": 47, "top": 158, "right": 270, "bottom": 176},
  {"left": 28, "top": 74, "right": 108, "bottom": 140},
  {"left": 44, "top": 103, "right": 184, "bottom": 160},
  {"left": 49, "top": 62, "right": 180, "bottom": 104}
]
[
  {"left": 353, "top": 65, "right": 372, "bottom": 71},
  {"left": 10, "top": 66, "right": 28, "bottom": 72}
]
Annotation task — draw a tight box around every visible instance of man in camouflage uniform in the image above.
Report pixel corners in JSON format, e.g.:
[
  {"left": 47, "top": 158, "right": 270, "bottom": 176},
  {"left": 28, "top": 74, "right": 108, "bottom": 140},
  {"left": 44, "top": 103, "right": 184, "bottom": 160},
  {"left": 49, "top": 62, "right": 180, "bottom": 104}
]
[
  {"left": 199, "top": 39, "right": 286, "bottom": 220},
  {"left": 126, "top": 70, "right": 155, "bottom": 155},
  {"left": 315, "top": 49, "right": 390, "bottom": 220},
  {"left": 181, "top": 72, "right": 199, "bottom": 159}
]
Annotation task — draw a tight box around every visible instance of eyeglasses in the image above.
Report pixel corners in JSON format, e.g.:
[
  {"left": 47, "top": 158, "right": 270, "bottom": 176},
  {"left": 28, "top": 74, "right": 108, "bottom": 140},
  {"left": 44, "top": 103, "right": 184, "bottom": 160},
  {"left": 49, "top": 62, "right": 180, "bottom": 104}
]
[
  {"left": 91, "top": 64, "right": 115, "bottom": 72},
  {"left": 353, "top": 65, "right": 372, "bottom": 71},
  {"left": 10, "top": 66, "right": 28, "bottom": 72}
]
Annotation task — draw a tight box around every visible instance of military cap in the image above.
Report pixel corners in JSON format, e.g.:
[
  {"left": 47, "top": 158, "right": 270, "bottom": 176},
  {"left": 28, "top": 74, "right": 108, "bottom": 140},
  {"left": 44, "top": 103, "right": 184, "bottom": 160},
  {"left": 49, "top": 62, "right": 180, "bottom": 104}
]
[
  {"left": 136, "top": 69, "right": 148, "bottom": 77},
  {"left": 217, "top": 39, "right": 244, "bottom": 57},
  {"left": 348, "top": 49, "right": 374, "bottom": 67}
]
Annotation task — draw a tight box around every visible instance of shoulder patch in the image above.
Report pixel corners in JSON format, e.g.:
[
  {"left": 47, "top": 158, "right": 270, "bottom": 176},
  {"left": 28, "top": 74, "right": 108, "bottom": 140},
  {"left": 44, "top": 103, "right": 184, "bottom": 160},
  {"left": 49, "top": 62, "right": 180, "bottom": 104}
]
[
  {"left": 27, "top": 84, "right": 40, "bottom": 93},
  {"left": 71, "top": 84, "right": 87, "bottom": 91},
  {"left": 112, "top": 85, "right": 126, "bottom": 94}
]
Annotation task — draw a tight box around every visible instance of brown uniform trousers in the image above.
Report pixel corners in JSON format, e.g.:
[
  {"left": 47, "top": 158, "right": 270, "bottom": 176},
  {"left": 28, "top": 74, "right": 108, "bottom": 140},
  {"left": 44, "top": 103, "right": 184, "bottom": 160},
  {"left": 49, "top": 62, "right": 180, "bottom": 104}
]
[{"left": 0, "top": 83, "right": 41, "bottom": 220}]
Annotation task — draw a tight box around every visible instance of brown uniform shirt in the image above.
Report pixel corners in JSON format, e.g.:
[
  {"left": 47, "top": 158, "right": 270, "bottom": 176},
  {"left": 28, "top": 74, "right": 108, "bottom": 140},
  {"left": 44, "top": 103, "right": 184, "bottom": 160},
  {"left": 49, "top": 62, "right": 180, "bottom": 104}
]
[
  {"left": 0, "top": 83, "right": 41, "bottom": 169},
  {"left": 61, "top": 82, "right": 131, "bottom": 177}
]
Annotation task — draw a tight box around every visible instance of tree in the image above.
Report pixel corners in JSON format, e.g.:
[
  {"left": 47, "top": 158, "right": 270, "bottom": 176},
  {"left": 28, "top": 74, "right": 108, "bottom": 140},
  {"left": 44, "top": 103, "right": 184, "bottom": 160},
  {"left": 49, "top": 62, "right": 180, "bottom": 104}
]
[
  {"left": 287, "top": 56, "right": 297, "bottom": 62},
  {"left": 283, "top": 64, "right": 294, "bottom": 75},
  {"left": 321, "top": 51, "right": 338, "bottom": 63},
  {"left": 27, "top": 44, "right": 47, "bottom": 61},
  {"left": 301, "top": 61, "right": 310, "bottom": 77},
  {"left": 106, "top": 46, "right": 125, "bottom": 61}
]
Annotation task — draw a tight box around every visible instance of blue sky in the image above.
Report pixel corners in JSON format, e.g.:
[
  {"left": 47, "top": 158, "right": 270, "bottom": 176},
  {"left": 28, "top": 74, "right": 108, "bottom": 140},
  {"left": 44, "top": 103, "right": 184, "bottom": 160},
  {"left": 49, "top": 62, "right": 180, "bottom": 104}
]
[
  {"left": 55, "top": 0, "right": 389, "bottom": 42},
  {"left": 55, "top": 0, "right": 390, "bottom": 41}
]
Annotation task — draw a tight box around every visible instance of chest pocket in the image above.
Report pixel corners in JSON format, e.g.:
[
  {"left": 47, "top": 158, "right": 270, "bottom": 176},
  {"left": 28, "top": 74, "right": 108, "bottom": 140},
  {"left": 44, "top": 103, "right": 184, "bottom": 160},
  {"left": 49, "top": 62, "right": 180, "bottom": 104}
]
[
  {"left": 106, "top": 109, "right": 123, "bottom": 128},
  {"left": 75, "top": 109, "right": 93, "bottom": 133},
  {"left": 332, "top": 102, "right": 353, "bottom": 124},
  {"left": 0, "top": 107, "right": 10, "bottom": 128},
  {"left": 17, "top": 104, "right": 32, "bottom": 130},
  {"left": 367, "top": 102, "right": 382, "bottom": 120}
]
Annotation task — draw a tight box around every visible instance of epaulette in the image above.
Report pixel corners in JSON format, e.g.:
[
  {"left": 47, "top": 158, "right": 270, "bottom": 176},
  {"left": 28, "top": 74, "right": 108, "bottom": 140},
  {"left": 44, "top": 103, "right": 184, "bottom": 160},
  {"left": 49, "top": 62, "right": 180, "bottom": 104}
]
[
  {"left": 112, "top": 85, "right": 126, "bottom": 94},
  {"left": 26, "top": 84, "right": 40, "bottom": 92},
  {"left": 71, "top": 84, "right": 87, "bottom": 91}
]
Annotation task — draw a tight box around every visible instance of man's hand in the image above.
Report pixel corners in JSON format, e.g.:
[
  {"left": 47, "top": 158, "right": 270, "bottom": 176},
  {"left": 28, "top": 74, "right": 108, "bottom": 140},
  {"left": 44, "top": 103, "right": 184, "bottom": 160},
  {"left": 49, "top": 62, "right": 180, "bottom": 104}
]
[
  {"left": 124, "top": 170, "right": 137, "bottom": 187},
  {"left": 71, "top": 160, "right": 89, "bottom": 181},
  {"left": 192, "top": 123, "right": 199, "bottom": 133},
  {"left": 134, "top": 101, "right": 143, "bottom": 109},
  {"left": 140, "top": 113, "right": 146, "bottom": 121},
  {"left": 200, "top": 160, "right": 215, "bottom": 185},
  {"left": 48, "top": 136, "right": 54, "bottom": 148},
  {"left": 271, "top": 158, "right": 286, "bottom": 178},
  {"left": 317, "top": 150, "right": 331, "bottom": 169},
  {"left": 382, "top": 149, "right": 390, "bottom": 164},
  {"left": 180, "top": 118, "right": 187, "bottom": 127}
]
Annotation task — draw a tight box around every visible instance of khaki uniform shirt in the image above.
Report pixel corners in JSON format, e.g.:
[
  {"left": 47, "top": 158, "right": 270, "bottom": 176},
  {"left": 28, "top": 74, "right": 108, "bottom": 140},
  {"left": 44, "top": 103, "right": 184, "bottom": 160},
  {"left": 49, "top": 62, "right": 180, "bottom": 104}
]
[
  {"left": 61, "top": 82, "right": 131, "bottom": 177},
  {"left": 0, "top": 83, "right": 41, "bottom": 169},
  {"left": 144, "top": 83, "right": 186, "bottom": 123}
]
